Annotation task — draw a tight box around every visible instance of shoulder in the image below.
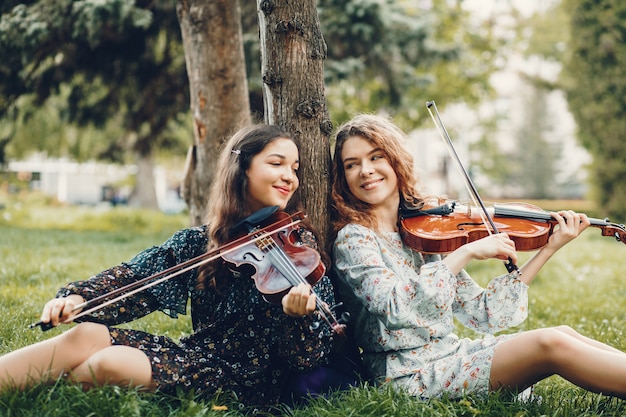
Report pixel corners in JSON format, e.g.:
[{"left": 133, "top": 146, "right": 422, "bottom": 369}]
[
  {"left": 334, "top": 224, "right": 382, "bottom": 253},
  {"left": 169, "top": 225, "right": 208, "bottom": 241},
  {"left": 335, "top": 223, "right": 376, "bottom": 242},
  {"left": 163, "top": 225, "right": 209, "bottom": 251}
]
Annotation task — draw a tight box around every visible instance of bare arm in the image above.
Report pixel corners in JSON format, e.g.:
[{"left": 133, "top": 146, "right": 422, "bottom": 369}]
[{"left": 517, "top": 210, "right": 590, "bottom": 285}]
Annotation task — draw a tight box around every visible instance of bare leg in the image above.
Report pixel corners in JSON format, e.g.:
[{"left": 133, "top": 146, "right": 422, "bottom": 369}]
[
  {"left": 553, "top": 325, "right": 623, "bottom": 354},
  {"left": 490, "top": 325, "right": 626, "bottom": 398},
  {"left": 0, "top": 322, "right": 111, "bottom": 389},
  {"left": 70, "top": 345, "right": 153, "bottom": 389}
]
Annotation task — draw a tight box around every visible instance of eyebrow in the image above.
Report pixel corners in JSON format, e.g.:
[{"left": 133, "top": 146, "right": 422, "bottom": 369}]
[
  {"left": 267, "top": 153, "right": 300, "bottom": 164},
  {"left": 342, "top": 147, "right": 383, "bottom": 164}
]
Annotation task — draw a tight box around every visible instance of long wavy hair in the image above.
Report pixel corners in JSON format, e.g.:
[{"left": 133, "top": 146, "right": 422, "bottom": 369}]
[
  {"left": 330, "top": 114, "right": 426, "bottom": 237},
  {"left": 198, "top": 124, "right": 308, "bottom": 290}
]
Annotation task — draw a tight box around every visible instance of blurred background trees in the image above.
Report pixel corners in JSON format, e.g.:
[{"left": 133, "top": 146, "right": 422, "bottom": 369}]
[
  {"left": 1, "top": 0, "right": 626, "bottom": 223},
  {"left": 0, "top": 0, "right": 188, "bottom": 209},
  {"left": 561, "top": 0, "right": 626, "bottom": 223}
]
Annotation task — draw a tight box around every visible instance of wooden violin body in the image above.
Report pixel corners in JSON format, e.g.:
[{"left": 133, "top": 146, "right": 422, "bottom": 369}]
[
  {"left": 223, "top": 209, "right": 325, "bottom": 304},
  {"left": 223, "top": 206, "right": 347, "bottom": 336},
  {"left": 400, "top": 201, "right": 626, "bottom": 254}
]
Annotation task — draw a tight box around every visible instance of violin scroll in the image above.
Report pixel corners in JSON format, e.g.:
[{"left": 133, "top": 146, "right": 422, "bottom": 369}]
[{"left": 596, "top": 218, "right": 626, "bottom": 243}]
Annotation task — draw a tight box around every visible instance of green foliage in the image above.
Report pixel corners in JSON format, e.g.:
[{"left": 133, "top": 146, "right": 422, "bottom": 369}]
[
  {"left": 71, "top": 0, "right": 153, "bottom": 48},
  {"left": 507, "top": 86, "right": 562, "bottom": 198},
  {"left": 318, "top": 0, "right": 502, "bottom": 130},
  {"left": 522, "top": 2, "right": 570, "bottom": 64},
  {"left": 318, "top": 0, "right": 465, "bottom": 127},
  {"left": 561, "top": 0, "right": 626, "bottom": 222},
  {"left": 240, "top": 0, "right": 502, "bottom": 131},
  {"left": 0, "top": 0, "right": 189, "bottom": 164}
]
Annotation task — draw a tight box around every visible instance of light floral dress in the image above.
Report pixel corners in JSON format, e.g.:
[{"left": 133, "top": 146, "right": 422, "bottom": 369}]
[{"left": 333, "top": 223, "right": 529, "bottom": 398}]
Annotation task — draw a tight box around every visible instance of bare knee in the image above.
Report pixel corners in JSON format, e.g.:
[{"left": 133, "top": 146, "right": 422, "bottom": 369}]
[
  {"left": 552, "top": 325, "right": 578, "bottom": 337},
  {"left": 79, "top": 351, "right": 122, "bottom": 385},
  {"left": 73, "top": 346, "right": 153, "bottom": 388},
  {"left": 61, "top": 322, "right": 111, "bottom": 354},
  {"left": 534, "top": 327, "right": 576, "bottom": 362}
]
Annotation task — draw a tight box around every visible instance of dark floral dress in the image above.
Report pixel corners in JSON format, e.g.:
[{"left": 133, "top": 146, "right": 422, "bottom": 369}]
[{"left": 56, "top": 225, "right": 337, "bottom": 408}]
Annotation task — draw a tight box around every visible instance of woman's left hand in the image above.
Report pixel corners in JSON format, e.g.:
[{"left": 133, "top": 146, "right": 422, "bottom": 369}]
[
  {"left": 545, "top": 210, "right": 590, "bottom": 251},
  {"left": 282, "top": 283, "right": 316, "bottom": 317}
]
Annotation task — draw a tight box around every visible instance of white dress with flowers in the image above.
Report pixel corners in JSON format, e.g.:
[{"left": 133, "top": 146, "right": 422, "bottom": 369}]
[{"left": 333, "top": 223, "right": 529, "bottom": 398}]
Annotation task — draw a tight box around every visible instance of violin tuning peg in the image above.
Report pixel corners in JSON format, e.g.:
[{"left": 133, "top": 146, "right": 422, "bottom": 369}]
[{"left": 339, "top": 312, "right": 351, "bottom": 325}]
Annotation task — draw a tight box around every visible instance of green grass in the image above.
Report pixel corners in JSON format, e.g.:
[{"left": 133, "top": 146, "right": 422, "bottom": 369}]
[{"left": 1, "top": 194, "right": 626, "bottom": 416}]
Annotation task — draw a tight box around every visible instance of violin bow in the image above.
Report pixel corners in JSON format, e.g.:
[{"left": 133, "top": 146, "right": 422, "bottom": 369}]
[
  {"left": 30, "top": 212, "right": 306, "bottom": 331},
  {"left": 426, "top": 100, "right": 519, "bottom": 274}
]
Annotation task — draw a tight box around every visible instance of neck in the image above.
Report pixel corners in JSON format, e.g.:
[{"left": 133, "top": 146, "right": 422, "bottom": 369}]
[{"left": 372, "top": 196, "right": 400, "bottom": 233}]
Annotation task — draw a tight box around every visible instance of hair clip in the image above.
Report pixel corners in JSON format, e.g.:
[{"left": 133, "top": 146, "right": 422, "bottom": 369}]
[{"left": 231, "top": 149, "right": 241, "bottom": 155}]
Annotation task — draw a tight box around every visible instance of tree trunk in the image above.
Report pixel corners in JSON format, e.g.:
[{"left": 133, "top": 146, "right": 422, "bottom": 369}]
[
  {"left": 128, "top": 149, "right": 159, "bottom": 210},
  {"left": 177, "top": 0, "right": 251, "bottom": 226},
  {"left": 256, "top": 0, "right": 332, "bottom": 243}
]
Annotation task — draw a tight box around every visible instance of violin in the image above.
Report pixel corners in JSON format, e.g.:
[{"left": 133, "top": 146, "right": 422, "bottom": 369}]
[
  {"left": 30, "top": 206, "right": 348, "bottom": 337},
  {"left": 223, "top": 206, "right": 347, "bottom": 336},
  {"left": 422, "top": 100, "right": 626, "bottom": 273},
  {"left": 400, "top": 201, "right": 626, "bottom": 254}
]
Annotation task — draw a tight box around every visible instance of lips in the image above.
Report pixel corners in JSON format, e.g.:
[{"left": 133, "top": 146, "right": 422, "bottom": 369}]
[
  {"left": 274, "top": 186, "right": 291, "bottom": 195},
  {"left": 361, "top": 179, "right": 383, "bottom": 190}
]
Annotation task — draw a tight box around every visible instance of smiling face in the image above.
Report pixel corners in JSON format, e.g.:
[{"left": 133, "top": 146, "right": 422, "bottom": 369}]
[
  {"left": 340, "top": 135, "right": 400, "bottom": 214},
  {"left": 245, "top": 138, "right": 300, "bottom": 212}
]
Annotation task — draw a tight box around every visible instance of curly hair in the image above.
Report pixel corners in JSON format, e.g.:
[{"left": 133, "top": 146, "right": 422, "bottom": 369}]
[{"left": 330, "top": 114, "right": 426, "bottom": 237}]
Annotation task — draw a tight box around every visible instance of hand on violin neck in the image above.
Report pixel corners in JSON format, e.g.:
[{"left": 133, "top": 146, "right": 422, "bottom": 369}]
[
  {"left": 544, "top": 210, "right": 591, "bottom": 252},
  {"left": 281, "top": 283, "right": 317, "bottom": 318}
]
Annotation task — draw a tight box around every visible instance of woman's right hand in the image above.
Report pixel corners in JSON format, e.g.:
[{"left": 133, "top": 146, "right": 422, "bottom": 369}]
[
  {"left": 40, "top": 294, "right": 85, "bottom": 327},
  {"left": 465, "top": 233, "right": 518, "bottom": 262},
  {"left": 443, "top": 233, "right": 518, "bottom": 276}
]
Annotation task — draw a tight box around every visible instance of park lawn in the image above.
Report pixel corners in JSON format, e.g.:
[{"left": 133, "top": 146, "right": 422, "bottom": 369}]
[{"left": 1, "top": 201, "right": 626, "bottom": 416}]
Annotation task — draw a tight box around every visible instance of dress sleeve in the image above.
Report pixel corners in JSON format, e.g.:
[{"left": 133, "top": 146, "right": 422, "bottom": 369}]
[
  {"left": 333, "top": 225, "right": 438, "bottom": 330},
  {"left": 56, "top": 227, "right": 208, "bottom": 325},
  {"left": 452, "top": 269, "right": 529, "bottom": 334},
  {"left": 333, "top": 225, "right": 528, "bottom": 334}
]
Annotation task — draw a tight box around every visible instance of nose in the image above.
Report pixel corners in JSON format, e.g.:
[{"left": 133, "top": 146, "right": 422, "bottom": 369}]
[
  {"left": 280, "top": 166, "right": 295, "bottom": 183},
  {"left": 360, "top": 161, "right": 374, "bottom": 176}
]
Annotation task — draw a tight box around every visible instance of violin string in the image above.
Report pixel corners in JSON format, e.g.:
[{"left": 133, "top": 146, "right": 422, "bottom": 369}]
[
  {"left": 263, "top": 244, "right": 336, "bottom": 326},
  {"left": 255, "top": 231, "right": 338, "bottom": 327},
  {"left": 257, "top": 234, "right": 338, "bottom": 328}
]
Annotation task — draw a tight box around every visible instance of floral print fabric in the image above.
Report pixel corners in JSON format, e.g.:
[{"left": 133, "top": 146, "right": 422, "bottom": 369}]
[
  {"left": 56, "top": 225, "right": 336, "bottom": 408},
  {"left": 333, "top": 223, "right": 528, "bottom": 398}
]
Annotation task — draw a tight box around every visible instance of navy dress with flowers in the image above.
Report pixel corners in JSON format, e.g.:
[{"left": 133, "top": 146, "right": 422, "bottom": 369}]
[{"left": 56, "top": 225, "right": 336, "bottom": 407}]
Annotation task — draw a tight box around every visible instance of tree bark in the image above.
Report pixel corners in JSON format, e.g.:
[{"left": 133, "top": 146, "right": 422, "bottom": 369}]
[
  {"left": 177, "top": 0, "right": 251, "bottom": 226},
  {"left": 256, "top": 0, "right": 332, "bottom": 243}
]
